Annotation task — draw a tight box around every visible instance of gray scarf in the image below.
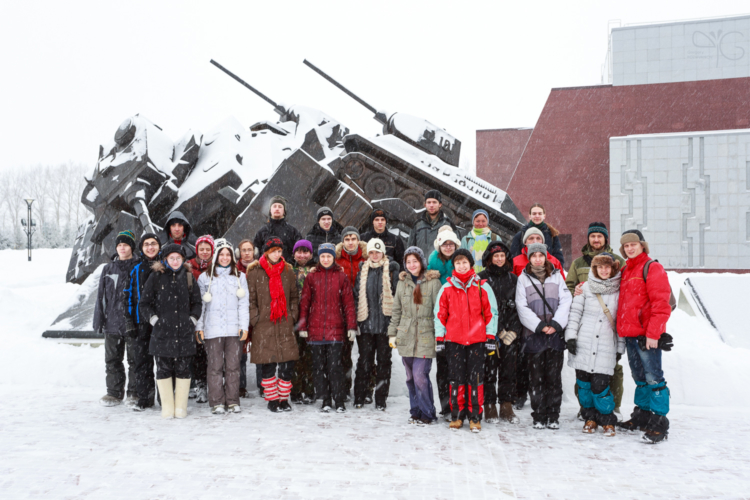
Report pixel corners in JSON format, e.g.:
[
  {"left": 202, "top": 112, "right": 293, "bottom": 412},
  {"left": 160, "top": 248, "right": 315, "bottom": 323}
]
[
  {"left": 588, "top": 272, "right": 621, "bottom": 295},
  {"left": 531, "top": 265, "right": 547, "bottom": 283}
]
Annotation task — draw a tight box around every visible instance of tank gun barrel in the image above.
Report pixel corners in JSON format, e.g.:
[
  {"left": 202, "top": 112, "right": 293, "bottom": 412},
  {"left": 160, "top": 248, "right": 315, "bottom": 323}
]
[
  {"left": 303, "top": 59, "right": 387, "bottom": 125},
  {"left": 210, "top": 59, "right": 286, "bottom": 116}
]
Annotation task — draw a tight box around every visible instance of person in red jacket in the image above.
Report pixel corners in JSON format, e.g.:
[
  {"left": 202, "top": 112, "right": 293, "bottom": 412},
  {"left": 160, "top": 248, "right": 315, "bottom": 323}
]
[
  {"left": 434, "top": 249, "right": 498, "bottom": 433},
  {"left": 512, "top": 228, "right": 565, "bottom": 278},
  {"left": 616, "top": 230, "right": 672, "bottom": 444},
  {"left": 298, "top": 243, "right": 358, "bottom": 413}
]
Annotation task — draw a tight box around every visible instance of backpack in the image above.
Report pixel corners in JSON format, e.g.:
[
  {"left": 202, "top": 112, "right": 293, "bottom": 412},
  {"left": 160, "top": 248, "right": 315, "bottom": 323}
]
[{"left": 643, "top": 259, "right": 676, "bottom": 311}]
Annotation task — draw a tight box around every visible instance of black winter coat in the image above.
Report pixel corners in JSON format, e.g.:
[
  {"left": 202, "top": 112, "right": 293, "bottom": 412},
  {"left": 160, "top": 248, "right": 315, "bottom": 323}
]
[
  {"left": 478, "top": 265, "right": 522, "bottom": 335},
  {"left": 361, "top": 228, "right": 405, "bottom": 268},
  {"left": 253, "top": 217, "right": 303, "bottom": 263},
  {"left": 305, "top": 221, "right": 343, "bottom": 256},
  {"left": 510, "top": 222, "right": 565, "bottom": 270},
  {"left": 139, "top": 262, "right": 202, "bottom": 358},
  {"left": 353, "top": 260, "right": 400, "bottom": 334},
  {"left": 158, "top": 211, "right": 198, "bottom": 261},
  {"left": 93, "top": 257, "right": 137, "bottom": 336}
]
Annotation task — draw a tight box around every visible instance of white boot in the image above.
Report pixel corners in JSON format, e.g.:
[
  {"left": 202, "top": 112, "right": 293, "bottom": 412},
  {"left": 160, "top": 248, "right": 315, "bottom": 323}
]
[
  {"left": 174, "top": 378, "right": 191, "bottom": 419},
  {"left": 156, "top": 379, "right": 175, "bottom": 419}
]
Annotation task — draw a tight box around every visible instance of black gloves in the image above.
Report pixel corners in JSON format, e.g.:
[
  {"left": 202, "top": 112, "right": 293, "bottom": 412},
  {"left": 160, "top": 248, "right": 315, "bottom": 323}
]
[
  {"left": 616, "top": 352, "right": 622, "bottom": 362},
  {"left": 659, "top": 333, "right": 674, "bottom": 351},
  {"left": 566, "top": 339, "right": 577, "bottom": 355}
]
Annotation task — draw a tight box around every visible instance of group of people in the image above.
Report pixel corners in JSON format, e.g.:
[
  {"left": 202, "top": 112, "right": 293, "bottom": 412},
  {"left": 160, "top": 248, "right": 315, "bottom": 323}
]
[{"left": 93, "top": 189, "right": 673, "bottom": 444}]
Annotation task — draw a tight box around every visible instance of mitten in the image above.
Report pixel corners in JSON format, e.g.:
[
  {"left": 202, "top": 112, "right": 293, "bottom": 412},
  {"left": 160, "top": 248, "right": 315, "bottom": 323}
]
[
  {"left": 389, "top": 337, "right": 397, "bottom": 348},
  {"left": 658, "top": 333, "right": 674, "bottom": 351},
  {"left": 502, "top": 330, "right": 517, "bottom": 346},
  {"left": 347, "top": 330, "right": 357, "bottom": 342},
  {"left": 566, "top": 338, "right": 577, "bottom": 355},
  {"left": 299, "top": 331, "right": 308, "bottom": 338}
]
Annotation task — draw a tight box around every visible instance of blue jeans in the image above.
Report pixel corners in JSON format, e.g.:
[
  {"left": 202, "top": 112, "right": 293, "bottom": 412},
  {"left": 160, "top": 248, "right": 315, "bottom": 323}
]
[{"left": 402, "top": 357, "right": 436, "bottom": 421}]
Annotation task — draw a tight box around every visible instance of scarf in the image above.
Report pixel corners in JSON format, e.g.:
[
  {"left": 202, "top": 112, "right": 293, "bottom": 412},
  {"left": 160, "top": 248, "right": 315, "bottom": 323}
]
[
  {"left": 470, "top": 227, "right": 492, "bottom": 271},
  {"left": 196, "top": 258, "right": 210, "bottom": 273},
  {"left": 530, "top": 265, "right": 547, "bottom": 282},
  {"left": 259, "top": 255, "right": 288, "bottom": 323},
  {"left": 345, "top": 245, "right": 359, "bottom": 256},
  {"left": 356, "top": 257, "right": 393, "bottom": 322},
  {"left": 588, "top": 273, "right": 621, "bottom": 295},
  {"left": 472, "top": 227, "right": 491, "bottom": 237},
  {"left": 452, "top": 268, "right": 476, "bottom": 285}
]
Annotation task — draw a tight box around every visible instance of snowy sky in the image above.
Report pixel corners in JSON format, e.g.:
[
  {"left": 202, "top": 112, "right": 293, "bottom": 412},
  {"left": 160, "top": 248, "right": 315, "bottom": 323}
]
[{"left": 2, "top": 0, "right": 748, "bottom": 174}]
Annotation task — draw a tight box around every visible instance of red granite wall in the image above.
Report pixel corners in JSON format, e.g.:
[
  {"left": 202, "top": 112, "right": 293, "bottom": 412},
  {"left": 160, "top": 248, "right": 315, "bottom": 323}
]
[{"left": 476, "top": 128, "right": 533, "bottom": 191}]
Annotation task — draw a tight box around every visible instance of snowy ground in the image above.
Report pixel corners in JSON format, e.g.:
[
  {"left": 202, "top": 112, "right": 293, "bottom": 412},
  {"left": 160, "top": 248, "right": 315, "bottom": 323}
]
[{"left": 2, "top": 249, "right": 750, "bottom": 499}]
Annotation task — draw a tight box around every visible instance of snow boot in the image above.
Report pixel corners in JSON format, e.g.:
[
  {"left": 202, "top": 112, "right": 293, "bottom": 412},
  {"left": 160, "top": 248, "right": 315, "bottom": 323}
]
[
  {"left": 290, "top": 394, "right": 303, "bottom": 404},
  {"left": 470, "top": 419, "right": 482, "bottom": 433},
  {"left": 546, "top": 420, "right": 560, "bottom": 430},
  {"left": 449, "top": 419, "right": 464, "bottom": 431},
  {"left": 156, "top": 379, "right": 175, "bottom": 419},
  {"left": 195, "top": 384, "right": 208, "bottom": 404},
  {"left": 227, "top": 404, "right": 241, "bottom": 414},
  {"left": 336, "top": 405, "right": 347, "bottom": 413},
  {"left": 376, "top": 404, "right": 386, "bottom": 411},
  {"left": 618, "top": 407, "right": 651, "bottom": 432},
  {"left": 320, "top": 400, "right": 332, "bottom": 413},
  {"left": 99, "top": 394, "right": 122, "bottom": 407},
  {"left": 484, "top": 404, "right": 499, "bottom": 423},
  {"left": 642, "top": 430, "right": 668, "bottom": 444},
  {"left": 125, "top": 394, "right": 138, "bottom": 407},
  {"left": 267, "top": 400, "right": 280, "bottom": 413},
  {"left": 532, "top": 421, "right": 546, "bottom": 430},
  {"left": 278, "top": 400, "right": 293, "bottom": 412},
  {"left": 354, "top": 404, "right": 364, "bottom": 409},
  {"left": 211, "top": 405, "right": 226, "bottom": 415},
  {"left": 583, "top": 420, "right": 598, "bottom": 434},
  {"left": 364, "top": 394, "right": 373, "bottom": 405},
  {"left": 514, "top": 395, "right": 526, "bottom": 410},
  {"left": 499, "top": 402, "right": 519, "bottom": 424},
  {"left": 174, "top": 378, "right": 191, "bottom": 419},
  {"left": 301, "top": 393, "right": 314, "bottom": 405},
  {"left": 239, "top": 388, "right": 248, "bottom": 399},
  {"left": 602, "top": 425, "right": 616, "bottom": 437},
  {"left": 419, "top": 417, "right": 435, "bottom": 425}
]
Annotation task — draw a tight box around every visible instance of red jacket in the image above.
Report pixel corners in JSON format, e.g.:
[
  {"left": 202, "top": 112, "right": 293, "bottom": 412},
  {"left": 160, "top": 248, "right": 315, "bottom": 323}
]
[
  {"left": 335, "top": 241, "right": 367, "bottom": 287},
  {"left": 297, "top": 262, "right": 357, "bottom": 342},
  {"left": 617, "top": 252, "right": 672, "bottom": 340},
  {"left": 512, "top": 247, "right": 566, "bottom": 279},
  {"left": 188, "top": 258, "right": 210, "bottom": 281},
  {"left": 435, "top": 274, "right": 496, "bottom": 345}
]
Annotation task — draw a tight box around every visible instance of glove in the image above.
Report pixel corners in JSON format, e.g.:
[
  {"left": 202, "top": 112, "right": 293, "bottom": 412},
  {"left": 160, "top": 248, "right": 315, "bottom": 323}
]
[
  {"left": 389, "top": 337, "right": 397, "bottom": 348},
  {"left": 149, "top": 315, "right": 159, "bottom": 326},
  {"left": 501, "top": 330, "right": 517, "bottom": 346},
  {"left": 658, "top": 333, "right": 674, "bottom": 351},
  {"left": 485, "top": 338, "right": 496, "bottom": 354},
  {"left": 195, "top": 331, "right": 204, "bottom": 344},
  {"left": 435, "top": 339, "right": 445, "bottom": 353},
  {"left": 124, "top": 317, "right": 137, "bottom": 338},
  {"left": 239, "top": 330, "right": 248, "bottom": 341},
  {"left": 566, "top": 338, "right": 577, "bottom": 355},
  {"left": 616, "top": 352, "right": 622, "bottom": 362},
  {"left": 299, "top": 331, "right": 308, "bottom": 338},
  {"left": 347, "top": 330, "right": 357, "bottom": 342}
]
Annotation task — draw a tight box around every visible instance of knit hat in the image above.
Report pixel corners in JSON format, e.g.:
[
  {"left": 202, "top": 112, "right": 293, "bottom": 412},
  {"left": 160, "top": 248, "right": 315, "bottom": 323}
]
[
  {"left": 434, "top": 225, "right": 461, "bottom": 251},
  {"left": 526, "top": 242, "right": 548, "bottom": 258},
  {"left": 472, "top": 209, "right": 490, "bottom": 224},
  {"left": 138, "top": 232, "right": 160, "bottom": 256},
  {"left": 195, "top": 235, "right": 215, "bottom": 258},
  {"left": 341, "top": 226, "right": 360, "bottom": 240},
  {"left": 370, "top": 208, "right": 388, "bottom": 223},
  {"left": 115, "top": 230, "right": 136, "bottom": 253},
  {"left": 451, "top": 248, "right": 474, "bottom": 268},
  {"left": 523, "top": 227, "right": 545, "bottom": 244},
  {"left": 425, "top": 189, "right": 442, "bottom": 203},
  {"left": 591, "top": 252, "right": 621, "bottom": 279},
  {"left": 268, "top": 195, "right": 288, "bottom": 217},
  {"left": 202, "top": 238, "right": 245, "bottom": 303},
  {"left": 161, "top": 243, "right": 186, "bottom": 260},
  {"left": 293, "top": 239, "right": 313, "bottom": 254},
  {"left": 367, "top": 238, "right": 386, "bottom": 255},
  {"left": 212, "top": 238, "right": 236, "bottom": 265},
  {"left": 318, "top": 243, "right": 336, "bottom": 259},
  {"left": 482, "top": 240, "right": 511, "bottom": 269},
  {"left": 588, "top": 222, "right": 609, "bottom": 242},
  {"left": 316, "top": 206, "right": 333, "bottom": 221},
  {"left": 619, "top": 229, "right": 650, "bottom": 257},
  {"left": 403, "top": 246, "right": 427, "bottom": 272},
  {"left": 262, "top": 236, "right": 284, "bottom": 255}
]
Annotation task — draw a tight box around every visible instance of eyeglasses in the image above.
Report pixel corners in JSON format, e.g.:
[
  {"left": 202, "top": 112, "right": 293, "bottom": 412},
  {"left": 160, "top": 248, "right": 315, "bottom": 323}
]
[{"left": 143, "top": 242, "right": 160, "bottom": 248}]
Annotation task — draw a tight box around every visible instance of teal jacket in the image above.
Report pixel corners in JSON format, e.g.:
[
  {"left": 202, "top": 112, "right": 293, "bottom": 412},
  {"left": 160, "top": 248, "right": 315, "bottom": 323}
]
[{"left": 427, "top": 250, "right": 454, "bottom": 285}]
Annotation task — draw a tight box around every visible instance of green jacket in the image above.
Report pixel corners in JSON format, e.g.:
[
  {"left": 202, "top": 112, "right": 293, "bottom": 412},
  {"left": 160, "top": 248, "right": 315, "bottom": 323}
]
[
  {"left": 387, "top": 270, "right": 442, "bottom": 358},
  {"left": 566, "top": 245, "right": 626, "bottom": 294}
]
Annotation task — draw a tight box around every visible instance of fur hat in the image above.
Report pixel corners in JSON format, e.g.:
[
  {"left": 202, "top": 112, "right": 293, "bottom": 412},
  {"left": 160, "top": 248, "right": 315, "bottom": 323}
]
[
  {"left": 370, "top": 208, "right": 388, "bottom": 224},
  {"left": 316, "top": 206, "right": 333, "bottom": 221},
  {"left": 161, "top": 243, "right": 186, "bottom": 260},
  {"left": 341, "top": 226, "right": 360, "bottom": 240},
  {"left": 619, "top": 229, "right": 649, "bottom": 257},
  {"left": 482, "top": 240, "right": 512, "bottom": 270},
  {"left": 526, "top": 242, "right": 548, "bottom": 258},
  {"left": 434, "top": 225, "right": 461, "bottom": 251},
  {"left": 366, "top": 238, "right": 386, "bottom": 255},
  {"left": 268, "top": 195, "right": 288, "bottom": 217},
  {"left": 115, "top": 230, "right": 136, "bottom": 253},
  {"left": 293, "top": 240, "right": 313, "bottom": 254},
  {"left": 195, "top": 235, "right": 215, "bottom": 258},
  {"left": 591, "top": 252, "right": 621, "bottom": 279},
  {"left": 523, "top": 227, "right": 545, "bottom": 244},
  {"left": 403, "top": 246, "right": 427, "bottom": 272},
  {"left": 318, "top": 243, "right": 336, "bottom": 259},
  {"left": 262, "top": 236, "right": 284, "bottom": 255},
  {"left": 425, "top": 189, "right": 442, "bottom": 203},
  {"left": 451, "top": 248, "right": 474, "bottom": 268}
]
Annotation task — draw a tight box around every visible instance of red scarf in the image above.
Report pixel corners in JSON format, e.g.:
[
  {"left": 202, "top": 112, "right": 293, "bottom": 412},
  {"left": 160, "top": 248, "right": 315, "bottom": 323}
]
[
  {"left": 452, "top": 268, "right": 476, "bottom": 285},
  {"left": 260, "top": 255, "right": 288, "bottom": 323}
]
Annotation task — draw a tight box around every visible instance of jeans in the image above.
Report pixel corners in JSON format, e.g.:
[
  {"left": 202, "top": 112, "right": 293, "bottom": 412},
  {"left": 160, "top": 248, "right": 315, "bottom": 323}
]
[
  {"left": 625, "top": 337, "right": 664, "bottom": 385},
  {"left": 625, "top": 337, "right": 670, "bottom": 425},
  {"left": 402, "top": 357, "right": 436, "bottom": 421}
]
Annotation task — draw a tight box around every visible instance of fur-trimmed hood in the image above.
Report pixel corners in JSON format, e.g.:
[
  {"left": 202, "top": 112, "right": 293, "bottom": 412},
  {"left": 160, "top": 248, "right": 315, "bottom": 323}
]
[
  {"left": 151, "top": 260, "right": 192, "bottom": 274},
  {"left": 335, "top": 240, "right": 367, "bottom": 259},
  {"left": 398, "top": 270, "right": 441, "bottom": 282}
]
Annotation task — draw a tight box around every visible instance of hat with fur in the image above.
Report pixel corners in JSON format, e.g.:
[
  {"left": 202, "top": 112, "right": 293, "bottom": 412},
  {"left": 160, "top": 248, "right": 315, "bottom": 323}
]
[
  {"left": 591, "top": 252, "right": 620, "bottom": 279},
  {"left": 434, "top": 225, "right": 461, "bottom": 251},
  {"left": 619, "top": 229, "right": 649, "bottom": 257}
]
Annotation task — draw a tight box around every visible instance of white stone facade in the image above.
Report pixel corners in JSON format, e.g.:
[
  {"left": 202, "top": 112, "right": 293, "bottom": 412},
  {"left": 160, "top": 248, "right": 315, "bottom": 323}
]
[
  {"left": 611, "top": 15, "right": 750, "bottom": 86},
  {"left": 610, "top": 130, "right": 750, "bottom": 269}
]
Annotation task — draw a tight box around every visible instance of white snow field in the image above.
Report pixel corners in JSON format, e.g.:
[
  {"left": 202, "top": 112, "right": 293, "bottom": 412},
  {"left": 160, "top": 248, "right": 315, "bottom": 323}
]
[{"left": 1, "top": 249, "right": 750, "bottom": 499}]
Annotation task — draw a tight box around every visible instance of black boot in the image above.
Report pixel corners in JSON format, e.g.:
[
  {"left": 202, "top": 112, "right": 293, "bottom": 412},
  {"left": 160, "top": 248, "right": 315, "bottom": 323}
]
[
  {"left": 267, "top": 400, "right": 280, "bottom": 413},
  {"left": 618, "top": 407, "right": 651, "bottom": 432},
  {"left": 278, "top": 400, "right": 293, "bottom": 412},
  {"left": 642, "top": 414, "right": 669, "bottom": 444},
  {"left": 514, "top": 395, "right": 527, "bottom": 410}
]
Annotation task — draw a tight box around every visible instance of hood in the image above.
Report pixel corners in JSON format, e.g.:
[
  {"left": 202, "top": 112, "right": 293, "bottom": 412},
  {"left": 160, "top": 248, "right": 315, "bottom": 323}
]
[
  {"left": 481, "top": 240, "right": 512, "bottom": 271},
  {"left": 164, "top": 211, "right": 192, "bottom": 239}
]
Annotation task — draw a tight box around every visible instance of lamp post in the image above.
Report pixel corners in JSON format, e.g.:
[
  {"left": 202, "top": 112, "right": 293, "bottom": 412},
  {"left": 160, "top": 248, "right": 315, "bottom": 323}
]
[{"left": 21, "top": 198, "right": 36, "bottom": 261}]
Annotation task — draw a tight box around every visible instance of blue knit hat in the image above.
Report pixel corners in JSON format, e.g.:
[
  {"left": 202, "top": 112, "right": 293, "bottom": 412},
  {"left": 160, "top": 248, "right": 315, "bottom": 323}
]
[
  {"left": 318, "top": 243, "right": 336, "bottom": 258},
  {"left": 472, "top": 209, "right": 490, "bottom": 224}
]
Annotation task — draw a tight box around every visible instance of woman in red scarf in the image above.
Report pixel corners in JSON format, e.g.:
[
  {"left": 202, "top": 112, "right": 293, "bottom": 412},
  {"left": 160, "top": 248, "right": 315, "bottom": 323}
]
[{"left": 245, "top": 237, "right": 300, "bottom": 412}]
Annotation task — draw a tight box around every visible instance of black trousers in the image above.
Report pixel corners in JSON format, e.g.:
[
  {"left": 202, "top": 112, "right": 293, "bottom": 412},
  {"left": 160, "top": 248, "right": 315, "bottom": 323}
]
[
  {"left": 446, "top": 342, "right": 485, "bottom": 421},
  {"left": 342, "top": 338, "right": 354, "bottom": 394},
  {"left": 576, "top": 370, "right": 617, "bottom": 426},
  {"left": 484, "top": 340, "right": 518, "bottom": 405},
  {"left": 192, "top": 341, "right": 207, "bottom": 388},
  {"left": 355, "top": 333, "right": 392, "bottom": 406},
  {"left": 132, "top": 326, "right": 155, "bottom": 406},
  {"left": 516, "top": 346, "right": 529, "bottom": 401},
  {"left": 528, "top": 349, "right": 564, "bottom": 424},
  {"left": 104, "top": 333, "right": 136, "bottom": 399},
  {"left": 311, "top": 343, "right": 345, "bottom": 406},
  {"left": 155, "top": 355, "right": 193, "bottom": 379},
  {"left": 436, "top": 352, "right": 450, "bottom": 414},
  {"left": 260, "top": 361, "right": 294, "bottom": 381}
]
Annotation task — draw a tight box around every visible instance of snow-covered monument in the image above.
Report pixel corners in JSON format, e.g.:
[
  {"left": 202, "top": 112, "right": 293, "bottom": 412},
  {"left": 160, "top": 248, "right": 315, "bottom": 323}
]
[{"left": 44, "top": 60, "right": 524, "bottom": 339}]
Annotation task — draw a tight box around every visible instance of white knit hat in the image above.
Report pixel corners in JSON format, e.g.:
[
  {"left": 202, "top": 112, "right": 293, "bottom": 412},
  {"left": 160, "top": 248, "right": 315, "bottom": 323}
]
[
  {"left": 202, "top": 238, "right": 245, "bottom": 303},
  {"left": 366, "top": 238, "right": 386, "bottom": 255},
  {"left": 434, "top": 225, "right": 460, "bottom": 251}
]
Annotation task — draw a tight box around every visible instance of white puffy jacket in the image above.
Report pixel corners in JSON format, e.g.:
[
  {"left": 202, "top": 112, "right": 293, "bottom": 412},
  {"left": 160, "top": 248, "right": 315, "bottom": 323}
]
[
  {"left": 196, "top": 267, "right": 250, "bottom": 339},
  {"left": 565, "top": 270, "right": 624, "bottom": 376}
]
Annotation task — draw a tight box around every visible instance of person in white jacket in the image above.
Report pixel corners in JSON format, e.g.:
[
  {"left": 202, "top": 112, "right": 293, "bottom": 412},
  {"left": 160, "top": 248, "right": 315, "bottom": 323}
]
[
  {"left": 515, "top": 242, "right": 572, "bottom": 430},
  {"left": 195, "top": 239, "right": 250, "bottom": 414},
  {"left": 565, "top": 253, "right": 624, "bottom": 436}
]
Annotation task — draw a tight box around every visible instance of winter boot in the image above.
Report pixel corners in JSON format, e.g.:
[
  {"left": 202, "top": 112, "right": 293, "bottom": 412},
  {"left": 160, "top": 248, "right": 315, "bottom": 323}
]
[
  {"left": 174, "top": 378, "right": 191, "bottom": 419},
  {"left": 642, "top": 430, "right": 668, "bottom": 444},
  {"left": 336, "top": 405, "right": 347, "bottom": 413},
  {"left": 514, "top": 395, "right": 526, "bottom": 410},
  {"left": 582, "top": 420, "right": 598, "bottom": 434},
  {"left": 195, "top": 383, "right": 208, "bottom": 404},
  {"left": 376, "top": 403, "right": 386, "bottom": 411},
  {"left": 301, "top": 394, "right": 314, "bottom": 405},
  {"left": 211, "top": 405, "right": 226, "bottom": 415},
  {"left": 449, "top": 419, "right": 464, "bottom": 431},
  {"left": 532, "top": 421, "right": 546, "bottom": 430},
  {"left": 484, "top": 404, "right": 499, "bottom": 424},
  {"left": 602, "top": 425, "right": 616, "bottom": 437},
  {"left": 618, "top": 407, "right": 651, "bottom": 432},
  {"left": 278, "top": 400, "right": 293, "bottom": 412},
  {"left": 546, "top": 420, "right": 560, "bottom": 430},
  {"left": 470, "top": 419, "right": 482, "bottom": 433},
  {"left": 364, "top": 394, "right": 373, "bottom": 405},
  {"left": 227, "top": 404, "right": 241, "bottom": 414},
  {"left": 267, "top": 400, "right": 280, "bottom": 413},
  {"left": 99, "top": 394, "right": 122, "bottom": 407},
  {"left": 239, "top": 388, "right": 248, "bottom": 399},
  {"left": 320, "top": 400, "right": 332, "bottom": 413},
  {"left": 499, "top": 402, "right": 520, "bottom": 424},
  {"left": 125, "top": 394, "right": 138, "bottom": 407},
  {"left": 290, "top": 394, "right": 302, "bottom": 404},
  {"left": 156, "top": 379, "right": 175, "bottom": 419}
]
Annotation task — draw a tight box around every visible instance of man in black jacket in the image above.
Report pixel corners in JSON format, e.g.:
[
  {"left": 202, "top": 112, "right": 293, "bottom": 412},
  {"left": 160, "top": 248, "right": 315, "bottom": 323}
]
[
  {"left": 305, "top": 206, "right": 343, "bottom": 256},
  {"left": 361, "top": 209, "right": 405, "bottom": 267},
  {"left": 123, "top": 232, "right": 161, "bottom": 411},
  {"left": 253, "top": 195, "right": 302, "bottom": 263},
  {"left": 478, "top": 241, "right": 523, "bottom": 424},
  {"left": 158, "top": 211, "right": 198, "bottom": 261},
  {"left": 94, "top": 230, "right": 139, "bottom": 407}
]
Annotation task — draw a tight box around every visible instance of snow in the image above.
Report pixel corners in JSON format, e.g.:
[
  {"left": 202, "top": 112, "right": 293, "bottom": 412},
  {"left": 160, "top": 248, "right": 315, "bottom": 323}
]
[
  {"left": 85, "top": 187, "right": 99, "bottom": 203},
  {"left": 3, "top": 251, "right": 750, "bottom": 498},
  {"left": 389, "top": 112, "right": 458, "bottom": 153}
]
